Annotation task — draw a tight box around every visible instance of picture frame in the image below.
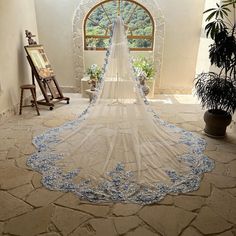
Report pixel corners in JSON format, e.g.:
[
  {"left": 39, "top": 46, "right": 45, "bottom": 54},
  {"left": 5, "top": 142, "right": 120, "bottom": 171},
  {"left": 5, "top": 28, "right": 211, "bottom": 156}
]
[
  {"left": 24, "top": 44, "right": 70, "bottom": 110},
  {"left": 24, "top": 45, "right": 55, "bottom": 79}
]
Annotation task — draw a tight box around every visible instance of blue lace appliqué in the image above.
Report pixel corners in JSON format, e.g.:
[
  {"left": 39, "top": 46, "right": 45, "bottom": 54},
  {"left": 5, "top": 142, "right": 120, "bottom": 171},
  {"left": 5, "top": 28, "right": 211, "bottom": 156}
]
[{"left": 27, "top": 109, "right": 214, "bottom": 205}]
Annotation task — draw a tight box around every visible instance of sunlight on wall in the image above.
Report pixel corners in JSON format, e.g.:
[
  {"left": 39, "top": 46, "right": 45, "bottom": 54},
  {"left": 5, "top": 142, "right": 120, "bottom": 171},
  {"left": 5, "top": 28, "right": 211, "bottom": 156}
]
[{"left": 195, "top": 0, "right": 221, "bottom": 75}]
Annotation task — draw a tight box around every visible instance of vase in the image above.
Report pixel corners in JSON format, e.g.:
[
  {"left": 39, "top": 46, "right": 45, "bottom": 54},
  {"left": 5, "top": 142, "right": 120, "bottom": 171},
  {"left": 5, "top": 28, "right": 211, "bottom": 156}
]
[
  {"left": 204, "top": 109, "right": 232, "bottom": 137},
  {"left": 89, "top": 77, "right": 97, "bottom": 91}
]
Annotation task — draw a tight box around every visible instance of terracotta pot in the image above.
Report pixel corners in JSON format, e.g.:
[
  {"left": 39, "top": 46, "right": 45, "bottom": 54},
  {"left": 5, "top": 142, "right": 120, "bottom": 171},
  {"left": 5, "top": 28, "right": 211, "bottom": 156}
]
[{"left": 203, "top": 109, "right": 232, "bottom": 137}]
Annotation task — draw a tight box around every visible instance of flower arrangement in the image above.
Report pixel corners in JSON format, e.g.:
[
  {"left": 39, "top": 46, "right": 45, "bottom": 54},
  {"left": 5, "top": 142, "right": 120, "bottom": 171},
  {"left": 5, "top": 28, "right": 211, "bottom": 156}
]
[
  {"left": 86, "top": 64, "right": 102, "bottom": 80},
  {"left": 132, "top": 56, "right": 155, "bottom": 80}
]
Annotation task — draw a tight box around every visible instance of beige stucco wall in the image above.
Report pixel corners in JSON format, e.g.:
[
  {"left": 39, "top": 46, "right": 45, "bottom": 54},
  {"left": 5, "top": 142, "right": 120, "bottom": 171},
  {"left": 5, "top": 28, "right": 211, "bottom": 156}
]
[
  {"left": 34, "top": 0, "right": 79, "bottom": 89},
  {"left": 34, "top": 0, "right": 205, "bottom": 94},
  {"left": 0, "top": 0, "right": 38, "bottom": 117},
  {"left": 195, "top": 0, "right": 221, "bottom": 76},
  {"left": 157, "top": 0, "right": 205, "bottom": 93}
]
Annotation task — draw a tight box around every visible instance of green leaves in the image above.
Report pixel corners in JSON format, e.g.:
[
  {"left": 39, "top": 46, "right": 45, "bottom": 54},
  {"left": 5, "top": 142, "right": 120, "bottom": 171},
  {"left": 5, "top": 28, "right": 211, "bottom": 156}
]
[
  {"left": 195, "top": 73, "right": 236, "bottom": 114},
  {"left": 203, "top": 1, "right": 235, "bottom": 39},
  {"left": 222, "top": 0, "right": 236, "bottom": 8},
  {"left": 196, "top": 1, "right": 236, "bottom": 115},
  {"left": 205, "top": 20, "right": 227, "bottom": 39},
  {"left": 132, "top": 56, "right": 155, "bottom": 79}
]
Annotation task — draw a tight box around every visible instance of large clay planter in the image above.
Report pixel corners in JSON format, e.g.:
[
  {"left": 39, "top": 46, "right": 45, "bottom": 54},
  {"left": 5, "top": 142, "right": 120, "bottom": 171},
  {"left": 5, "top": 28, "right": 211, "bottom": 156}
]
[{"left": 203, "top": 109, "right": 232, "bottom": 137}]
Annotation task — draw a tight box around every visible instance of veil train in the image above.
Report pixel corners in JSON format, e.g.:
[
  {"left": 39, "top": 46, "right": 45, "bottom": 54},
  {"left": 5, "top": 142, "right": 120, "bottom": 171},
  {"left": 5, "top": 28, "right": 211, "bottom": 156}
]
[{"left": 28, "top": 17, "right": 214, "bottom": 204}]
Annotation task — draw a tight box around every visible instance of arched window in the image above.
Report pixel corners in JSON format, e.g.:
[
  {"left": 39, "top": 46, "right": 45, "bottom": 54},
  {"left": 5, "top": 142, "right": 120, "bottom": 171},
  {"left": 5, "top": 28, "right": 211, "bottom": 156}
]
[{"left": 84, "top": 0, "right": 154, "bottom": 51}]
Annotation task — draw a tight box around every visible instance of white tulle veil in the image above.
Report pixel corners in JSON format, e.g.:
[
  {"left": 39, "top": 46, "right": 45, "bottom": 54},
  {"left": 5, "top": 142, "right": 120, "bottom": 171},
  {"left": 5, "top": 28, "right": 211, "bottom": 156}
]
[{"left": 28, "top": 16, "right": 214, "bottom": 204}]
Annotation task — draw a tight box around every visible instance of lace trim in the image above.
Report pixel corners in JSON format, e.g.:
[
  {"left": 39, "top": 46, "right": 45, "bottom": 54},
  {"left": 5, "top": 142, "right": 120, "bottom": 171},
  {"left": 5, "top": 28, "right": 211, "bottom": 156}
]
[{"left": 28, "top": 112, "right": 214, "bottom": 205}]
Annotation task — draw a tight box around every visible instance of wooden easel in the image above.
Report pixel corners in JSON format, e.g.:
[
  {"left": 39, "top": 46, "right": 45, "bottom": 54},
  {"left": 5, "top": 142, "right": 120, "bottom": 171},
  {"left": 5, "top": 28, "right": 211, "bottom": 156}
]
[{"left": 25, "top": 44, "right": 70, "bottom": 110}]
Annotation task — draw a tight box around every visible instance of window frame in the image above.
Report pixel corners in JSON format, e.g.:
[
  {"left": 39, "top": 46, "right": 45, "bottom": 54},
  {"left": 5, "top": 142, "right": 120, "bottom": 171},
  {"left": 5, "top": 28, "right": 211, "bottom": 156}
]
[{"left": 84, "top": 0, "right": 154, "bottom": 51}]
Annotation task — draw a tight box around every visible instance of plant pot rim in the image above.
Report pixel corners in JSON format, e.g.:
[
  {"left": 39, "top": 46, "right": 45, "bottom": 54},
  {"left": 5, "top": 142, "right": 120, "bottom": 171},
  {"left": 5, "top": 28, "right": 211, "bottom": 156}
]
[{"left": 207, "top": 109, "right": 231, "bottom": 116}]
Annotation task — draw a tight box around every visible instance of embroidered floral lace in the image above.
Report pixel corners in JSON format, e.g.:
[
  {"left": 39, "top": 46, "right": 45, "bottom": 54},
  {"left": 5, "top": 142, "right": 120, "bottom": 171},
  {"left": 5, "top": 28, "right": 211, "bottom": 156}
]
[{"left": 28, "top": 17, "right": 214, "bottom": 205}]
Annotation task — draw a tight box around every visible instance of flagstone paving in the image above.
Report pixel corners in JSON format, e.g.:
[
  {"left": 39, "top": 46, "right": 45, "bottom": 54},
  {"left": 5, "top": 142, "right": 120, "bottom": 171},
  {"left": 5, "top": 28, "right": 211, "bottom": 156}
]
[{"left": 0, "top": 94, "right": 235, "bottom": 236}]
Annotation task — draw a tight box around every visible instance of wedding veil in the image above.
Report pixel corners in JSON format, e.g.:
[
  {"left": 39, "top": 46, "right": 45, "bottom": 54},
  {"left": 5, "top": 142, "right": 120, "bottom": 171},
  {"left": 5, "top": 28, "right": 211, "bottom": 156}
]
[{"left": 28, "top": 16, "right": 214, "bottom": 204}]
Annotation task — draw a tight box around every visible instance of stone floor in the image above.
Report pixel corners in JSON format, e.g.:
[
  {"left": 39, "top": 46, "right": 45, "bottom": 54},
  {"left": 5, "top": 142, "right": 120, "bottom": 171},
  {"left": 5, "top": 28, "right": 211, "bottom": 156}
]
[{"left": 0, "top": 93, "right": 236, "bottom": 236}]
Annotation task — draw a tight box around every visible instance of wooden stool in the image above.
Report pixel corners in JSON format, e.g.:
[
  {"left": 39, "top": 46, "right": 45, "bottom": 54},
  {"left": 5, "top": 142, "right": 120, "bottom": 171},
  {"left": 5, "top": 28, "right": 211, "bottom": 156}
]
[{"left": 19, "top": 84, "right": 40, "bottom": 115}]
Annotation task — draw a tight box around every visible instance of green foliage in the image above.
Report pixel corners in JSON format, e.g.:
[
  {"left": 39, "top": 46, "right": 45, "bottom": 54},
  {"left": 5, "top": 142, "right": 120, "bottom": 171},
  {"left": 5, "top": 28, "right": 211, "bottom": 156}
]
[
  {"left": 195, "top": 72, "right": 236, "bottom": 114},
  {"left": 86, "top": 1, "right": 153, "bottom": 49},
  {"left": 204, "top": 0, "right": 236, "bottom": 76},
  {"left": 133, "top": 56, "right": 155, "bottom": 79},
  {"left": 204, "top": 0, "right": 236, "bottom": 39},
  {"left": 195, "top": 1, "right": 236, "bottom": 115},
  {"left": 86, "top": 64, "right": 102, "bottom": 79},
  {"left": 209, "top": 29, "right": 236, "bottom": 74}
]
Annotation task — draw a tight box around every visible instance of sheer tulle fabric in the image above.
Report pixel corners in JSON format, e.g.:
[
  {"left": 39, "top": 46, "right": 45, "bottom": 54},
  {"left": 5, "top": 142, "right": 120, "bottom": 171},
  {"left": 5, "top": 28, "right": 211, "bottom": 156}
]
[{"left": 28, "top": 17, "right": 214, "bottom": 204}]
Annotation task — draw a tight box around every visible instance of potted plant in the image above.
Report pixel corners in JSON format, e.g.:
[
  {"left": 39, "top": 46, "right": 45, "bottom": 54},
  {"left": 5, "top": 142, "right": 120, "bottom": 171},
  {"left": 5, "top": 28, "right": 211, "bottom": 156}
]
[
  {"left": 195, "top": 0, "right": 236, "bottom": 137},
  {"left": 133, "top": 56, "right": 155, "bottom": 96},
  {"left": 86, "top": 64, "right": 102, "bottom": 91}
]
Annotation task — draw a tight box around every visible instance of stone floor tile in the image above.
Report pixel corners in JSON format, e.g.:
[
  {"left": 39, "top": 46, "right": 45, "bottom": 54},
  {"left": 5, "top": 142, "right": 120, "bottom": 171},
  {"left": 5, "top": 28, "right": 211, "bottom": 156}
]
[
  {"left": 217, "top": 143, "right": 236, "bottom": 154},
  {"left": 43, "top": 118, "right": 71, "bottom": 127},
  {"left": 158, "top": 195, "right": 174, "bottom": 205},
  {"left": 37, "top": 233, "right": 61, "bottom": 236},
  {"left": 181, "top": 226, "right": 203, "bottom": 236},
  {"left": 0, "top": 139, "right": 16, "bottom": 151},
  {"left": 15, "top": 156, "right": 31, "bottom": 169},
  {"left": 0, "top": 167, "right": 33, "bottom": 190},
  {"left": 0, "top": 191, "right": 32, "bottom": 221},
  {"left": 114, "top": 216, "right": 142, "bottom": 235},
  {"left": 0, "top": 222, "right": 4, "bottom": 235},
  {"left": 227, "top": 160, "right": 236, "bottom": 178},
  {"left": 17, "top": 143, "right": 36, "bottom": 155},
  {"left": 0, "top": 159, "right": 15, "bottom": 168},
  {"left": 9, "top": 183, "right": 34, "bottom": 200},
  {"left": 7, "top": 146, "right": 20, "bottom": 159},
  {"left": 69, "top": 226, "right": 95, "bottom": 236},
  {"left": 174, "top": 195, "right": 205, "bottom": 211},
  {"left": 205, "top": 173, "right": 236, "bottom": 188},
  {"left": 179, "top": 123, "right": 202, "bottom": 132},
  {"left": 26, "top": 188, "right": 63, "bottom": 207},
  {"left": 31, "top": 172, "right": 43, "bottom": 188},
  {"left": 5, "top": 205, "right": 54, "bottom": 236},
  {"left": 113, "top": 203, "right": 142, "bottom": 216},
  {"left": 206, "top": 187, "right": 236, "bottom": 224},
  {"left": 192, "top": 206, "right": 232, "bottom": 234},
  {"left": 226, "top": 188, "right": 236, "bottom": 196},
  {"left": 205, "top": 142, "right": 218, "bottom": 151},
  {"left": 52, "top": 206, "right": 91, "bottom": 236},
  {"left": 185, "top": 178, "right": 211, "bottom": 197},
  {"left": 217, "top": 231, "right": 235, "bottom": 236},
  {"left": 125, "top": 226, "right": 160, "bottom": 236},
  {"left": 139, "top": 205, "right": 196, "bottom": 236},
  {"left": 206, "top": 151, "right": 236, "bottom": 163},
  {"left": 87, "top": 218, "right": 117, "bottom": 236},
  {"left": 55, "top": 192, "right": 81, "bottom": 208},
  {"left": 76, "top": 204, "right": 110, "bottom": 217},
  {"left": 1, "top": 94, "right": 236, "bottom": 235},
  {"left": 0, "top": 150, "right": 7, "bottom": 161},
  {"left": 211, "top": 161, "right": 236, "bottom": 178},
  {"left": 211, "top": 162, "right": 231, "bottom": 176}
]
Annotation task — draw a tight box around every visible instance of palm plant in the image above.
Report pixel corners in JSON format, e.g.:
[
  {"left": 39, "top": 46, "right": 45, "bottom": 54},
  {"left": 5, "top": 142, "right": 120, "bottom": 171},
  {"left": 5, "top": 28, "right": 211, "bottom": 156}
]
[
  {"left": 195, "top": 0, "right": 236, "bottom": 136},
  {"left": 195, "top": 0, "right": 236, "bottom": 113}
]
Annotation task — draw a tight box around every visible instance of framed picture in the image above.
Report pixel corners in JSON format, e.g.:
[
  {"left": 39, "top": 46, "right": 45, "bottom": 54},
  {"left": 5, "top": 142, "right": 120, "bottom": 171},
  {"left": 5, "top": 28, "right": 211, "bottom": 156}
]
[{"left": 24, "top": 45, "right": 55, "bottom": 78}]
